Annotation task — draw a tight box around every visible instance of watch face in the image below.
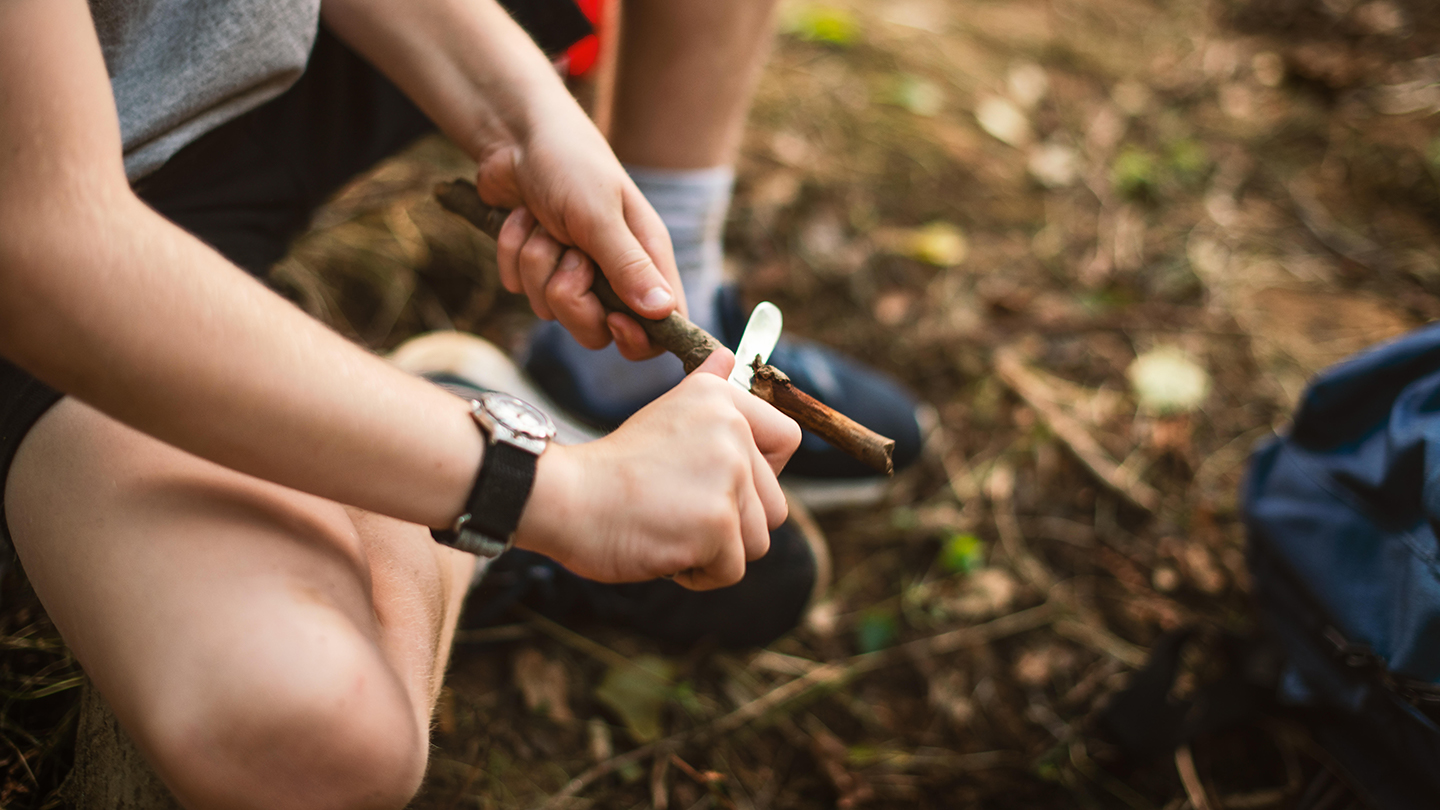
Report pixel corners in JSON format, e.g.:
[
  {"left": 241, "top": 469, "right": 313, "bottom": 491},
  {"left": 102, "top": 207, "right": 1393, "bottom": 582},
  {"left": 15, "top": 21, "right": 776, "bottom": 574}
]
[{"left": 477, "top": 392, "right": 556, "bottom": 440}]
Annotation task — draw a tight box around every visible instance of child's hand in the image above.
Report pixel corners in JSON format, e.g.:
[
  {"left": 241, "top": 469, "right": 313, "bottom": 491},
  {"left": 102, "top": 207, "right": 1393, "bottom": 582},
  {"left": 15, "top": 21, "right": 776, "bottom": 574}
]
[
  {"left": 515, "top": 351, "right": 800, "bottom": 589},
  {"left": 477, "top": 100, "right": 686, "bottom": 360}
]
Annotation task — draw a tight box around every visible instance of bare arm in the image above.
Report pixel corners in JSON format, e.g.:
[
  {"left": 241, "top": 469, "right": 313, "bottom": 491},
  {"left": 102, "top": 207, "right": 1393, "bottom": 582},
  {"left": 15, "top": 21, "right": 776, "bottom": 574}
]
[
  {"left": 0, "top": 0, "right": 797, "bottom": 587},
  {"left": 0, "top": 0, "right": 483, "bottom": 527}
]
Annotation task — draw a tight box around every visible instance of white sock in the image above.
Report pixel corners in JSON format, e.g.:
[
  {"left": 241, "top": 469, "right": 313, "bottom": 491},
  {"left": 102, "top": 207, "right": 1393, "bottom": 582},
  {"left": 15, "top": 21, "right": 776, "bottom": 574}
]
[{"left": 545, "top": 165, "right": 734, "bottom": 412}]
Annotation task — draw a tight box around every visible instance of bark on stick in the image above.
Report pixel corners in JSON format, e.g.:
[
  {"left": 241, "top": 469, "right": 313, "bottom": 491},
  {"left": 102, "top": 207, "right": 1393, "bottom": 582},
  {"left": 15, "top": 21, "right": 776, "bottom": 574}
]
[
  {"left": 434, "top": 179, "right": 895, "bottom": 474},
  {"left": 749, "top": 363, "right": 895, "bottom": 475}
]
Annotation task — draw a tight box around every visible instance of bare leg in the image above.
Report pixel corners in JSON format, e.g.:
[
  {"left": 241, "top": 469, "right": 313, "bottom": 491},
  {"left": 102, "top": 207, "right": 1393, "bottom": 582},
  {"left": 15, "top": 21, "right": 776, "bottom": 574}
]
[
  {"left": 606, "top": 0, "right": 780, "bottom": 169},
  {"left": 4, "top": 398, "right": 474, "bottom": 810}
]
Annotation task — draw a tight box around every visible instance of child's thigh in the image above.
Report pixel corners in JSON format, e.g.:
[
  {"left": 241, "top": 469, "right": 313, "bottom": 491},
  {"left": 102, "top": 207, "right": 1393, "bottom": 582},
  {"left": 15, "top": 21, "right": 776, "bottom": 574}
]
[{"left": 2, "top": 397, "right": 472, "bottom": 803}]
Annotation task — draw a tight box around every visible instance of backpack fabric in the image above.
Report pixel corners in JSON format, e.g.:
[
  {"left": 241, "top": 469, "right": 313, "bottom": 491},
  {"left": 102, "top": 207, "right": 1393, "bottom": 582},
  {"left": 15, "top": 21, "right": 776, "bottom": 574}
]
[{"left": 1245, "top": 323, "right": 1440, "bottom": 810}]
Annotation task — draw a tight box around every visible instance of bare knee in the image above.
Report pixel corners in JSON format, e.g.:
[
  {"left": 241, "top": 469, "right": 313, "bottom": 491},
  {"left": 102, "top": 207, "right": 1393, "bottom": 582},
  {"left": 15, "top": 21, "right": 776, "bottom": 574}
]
[{"left": 138, "top": 629, "right": 428, "bottom": 810}]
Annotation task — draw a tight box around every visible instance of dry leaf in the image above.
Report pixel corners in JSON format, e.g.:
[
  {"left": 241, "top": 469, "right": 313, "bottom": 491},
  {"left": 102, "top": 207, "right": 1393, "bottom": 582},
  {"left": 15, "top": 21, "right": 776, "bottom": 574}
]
[
  {"left": 1007, "top": 63, "right": 1049, "bottom": 109},
  {"left": 1181, "top": 544, "right": 1227, "bottom": 595},
  {"left": 905, "top": 222, "right": 969, "bottom": 267},
  {"left": 1012, "top": 645, "right": 1077, "bottom": 689},
  {"left": 1252, "top": 51, "right": 1285, "bottom": 87},
  {"left": 873, "top": 290, "right": 915, "bottom": 326},
  {"left": 513, "top": 647, "right": 575, "bottom": 724},
  {"left": 927, "top": 669, "right": 976, "bottom": 727},
  {"left": 1111, "top": 80, "right": 1153, "bottom": 116},
  {"left": 1128, "top": 346, "right": 1210, "bottom": 414},
  {"left": 944, "top": 568, "right": 1019, "bottom": 620},
  {"left": 587, "top": 716, "right": 614, "bottom": 763},
  {"left": 893, "top": 74, "right": 945, "bottom": 117},
  {"left": 1152, "top": 565, "right": 1181, "bottom": 593},
  {"left": 1028, "top": 141, "right": 1080, "bottom": 188},
  {"left": 1353, "top": 1, "right": 1407, "bottom": 35},
  {"left": 975, "top": 96, "right": 1032, "bottom": 147},
  {"left": 593, "top": 655, "right": 676, "bottom": 743}
]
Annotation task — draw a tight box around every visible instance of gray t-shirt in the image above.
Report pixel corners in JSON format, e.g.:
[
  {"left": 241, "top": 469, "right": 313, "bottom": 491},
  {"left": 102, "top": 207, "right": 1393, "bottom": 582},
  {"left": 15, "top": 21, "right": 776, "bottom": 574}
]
[{"left": 89, "top": 0, "right": 321, "bottom": 180}]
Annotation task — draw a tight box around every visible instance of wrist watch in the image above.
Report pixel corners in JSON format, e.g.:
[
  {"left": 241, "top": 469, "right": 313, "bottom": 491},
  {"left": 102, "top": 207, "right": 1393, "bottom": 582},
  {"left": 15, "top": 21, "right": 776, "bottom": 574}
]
[{"left": 431, "top": 392, "right": 557, "bottom": 558}]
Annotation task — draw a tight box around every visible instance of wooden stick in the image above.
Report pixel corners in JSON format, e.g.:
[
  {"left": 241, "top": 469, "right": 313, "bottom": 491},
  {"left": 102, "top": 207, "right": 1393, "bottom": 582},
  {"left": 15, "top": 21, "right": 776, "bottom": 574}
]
[
  {"left": 434, "top": 179, "right": 895, "bottom": 474},
  {"left": 749, "top": 363, "right": 894, "bottom": 475},
  {"left": 436, "top": 180, "right": 724, "bottom": 373}
]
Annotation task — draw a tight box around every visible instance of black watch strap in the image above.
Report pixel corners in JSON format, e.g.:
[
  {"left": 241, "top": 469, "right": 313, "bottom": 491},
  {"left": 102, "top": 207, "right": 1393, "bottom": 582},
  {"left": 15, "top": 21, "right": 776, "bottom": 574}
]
[{"left": 431, "top": 435, "right": 539, "bottom": 558}]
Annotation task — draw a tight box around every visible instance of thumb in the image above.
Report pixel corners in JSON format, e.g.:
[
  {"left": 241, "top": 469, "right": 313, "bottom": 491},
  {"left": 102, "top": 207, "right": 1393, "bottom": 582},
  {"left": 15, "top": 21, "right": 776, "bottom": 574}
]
[
  {"left": 577, "top": 192, "right": 682, "bottom": 321},
  {"left": 694, "top": 347, "right": 737, "bottom": 379}
]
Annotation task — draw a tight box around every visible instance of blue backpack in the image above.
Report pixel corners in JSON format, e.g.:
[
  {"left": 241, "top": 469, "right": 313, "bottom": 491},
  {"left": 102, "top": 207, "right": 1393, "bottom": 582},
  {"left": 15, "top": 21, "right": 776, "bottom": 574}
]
[
  {"left": 1245, "top": 324, "right": 1440, "bottom": 809},
  {"left": 1099, "top": 325, "right": 1440, "bottom": 808}
]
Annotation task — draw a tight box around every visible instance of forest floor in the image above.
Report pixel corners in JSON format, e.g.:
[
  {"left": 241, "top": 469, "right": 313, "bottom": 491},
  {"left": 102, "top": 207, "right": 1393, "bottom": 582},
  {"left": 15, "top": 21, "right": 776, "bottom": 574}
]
[{"left": 4, "top": 0, "right": 1440, "bottom": 808}]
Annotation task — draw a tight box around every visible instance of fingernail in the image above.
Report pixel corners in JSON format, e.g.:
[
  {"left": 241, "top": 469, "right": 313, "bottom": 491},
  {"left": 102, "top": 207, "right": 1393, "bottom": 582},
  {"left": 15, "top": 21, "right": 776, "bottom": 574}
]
[{"left": 640, "top": 287, "right": 673, "bottom": 311}]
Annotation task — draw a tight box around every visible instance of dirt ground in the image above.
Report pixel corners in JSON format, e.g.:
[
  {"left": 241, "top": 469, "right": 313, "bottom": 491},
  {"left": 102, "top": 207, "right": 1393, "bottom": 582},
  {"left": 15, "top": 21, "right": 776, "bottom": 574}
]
[{"left": 3, "top": 0, "right": 1440, "bottom": 807}]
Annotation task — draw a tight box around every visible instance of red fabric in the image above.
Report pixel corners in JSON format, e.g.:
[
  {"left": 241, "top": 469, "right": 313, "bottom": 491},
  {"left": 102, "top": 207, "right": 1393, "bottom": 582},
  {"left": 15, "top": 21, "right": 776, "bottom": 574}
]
[{"left": 566, "top": 0, "right": 605, "bottom": 77}]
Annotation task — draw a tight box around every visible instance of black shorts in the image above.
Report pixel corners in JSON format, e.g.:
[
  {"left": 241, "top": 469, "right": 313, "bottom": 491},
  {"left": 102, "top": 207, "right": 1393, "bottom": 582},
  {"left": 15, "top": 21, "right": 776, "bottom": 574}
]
[{"left": 0, "top": 27, "right": 436, "bottom": 545}]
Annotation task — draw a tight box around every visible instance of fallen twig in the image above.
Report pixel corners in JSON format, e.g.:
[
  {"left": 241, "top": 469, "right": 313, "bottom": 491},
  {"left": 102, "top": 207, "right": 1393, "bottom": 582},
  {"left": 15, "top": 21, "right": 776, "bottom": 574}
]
[
  {"left": 1175, "top": 743, "right": 1217, "bottom": 810},
  {"left": 668, "top": 753, "right": 726, "bottom": 792},
  {"left": 985, "top": 462, "right": 1057, "bottom": 592},
  {"left": 993, "top": 345, "right": 1160, "bottom": 513},
  {"left": 537, "top": 735, "right": 682, "bottom": 810},
  {"left": 1069, "top": 741, "right": 1157, "bottom": 810},
  {"left": 519, "top": 608, "right": 673, "bottom": 685},
  {"left": 1286, "top": 178, "right": 1392, "bottom": 275},
  {"left": 891, "top": 601, "right": 1061, "bottom": 660},
  {"left": 1054, "top": 618, "right": 1148, "bottom": 669},
  {"left": 807, "top": 715, "right": 875, "bottom": 808},
  {"left": 650, "top": 751, "right": 671, "bottom": 810},
  {"left": 1191, "top": 424, "right": 1274, "bottom": 500},
  {"left": 532, "top": 603, "right": 1060, "bottom": 809}
]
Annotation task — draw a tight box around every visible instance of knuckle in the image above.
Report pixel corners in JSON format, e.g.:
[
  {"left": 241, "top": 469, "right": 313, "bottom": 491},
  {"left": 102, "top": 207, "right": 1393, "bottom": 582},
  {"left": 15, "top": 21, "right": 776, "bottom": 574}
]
[
  {"left": 605, "top": 247, "right": 654, "bottom": 282},
  {"left": 697, "top": 501, "right": 739, "bottom": 540},
  {"left": 769, "top": 497, "right": 790, "bottom": 528},
  {"left": 724, "top": 408, "right": 751, "bottom": 434},
  {"left": 519, "top": 235, "right": 557, "bottom": 267},
  {"left": 653, "top": 549, "right": 691, "bottom": 580},
  {"left": 714, "top": 557, "right": 745, "bottom": 588},
  {"left": 689, "top": 393, "right": 731, "bottom": 424},
  {"left": 543, "top": 280, "right": 574, "bottom": 311},
  {"left": 782, "top": 419, "right": 803, "bottom": 452},
  {"left": 710, "top": 438, "right": 748, "bottom": 473},
  {"left": 751, "top": 532, "right": 772, "bottom": 560}
]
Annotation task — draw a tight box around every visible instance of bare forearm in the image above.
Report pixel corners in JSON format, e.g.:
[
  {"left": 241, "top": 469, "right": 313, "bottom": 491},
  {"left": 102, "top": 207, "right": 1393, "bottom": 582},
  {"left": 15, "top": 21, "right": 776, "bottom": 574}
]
[
  {"left": 0, "top": 0, "right": 482, "bottom": 528},
  {"left": 320, "top": 0, "right": 571, "bottom": 164},
  {"left": 0, "top": 193, "right": 480, "bottom": 528}
]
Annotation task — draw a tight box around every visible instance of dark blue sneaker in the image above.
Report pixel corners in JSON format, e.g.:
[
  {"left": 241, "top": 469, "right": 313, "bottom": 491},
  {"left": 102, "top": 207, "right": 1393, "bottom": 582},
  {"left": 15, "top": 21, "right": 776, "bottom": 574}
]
[
  {"left": 525, "top": 286, "right": 929, "bottom": 509},
  {"left": 464, "top": 514, "right": 825, "bottom": 649},
  {"left": 390, "top": 331, "right": 831, "bottom": 649}
]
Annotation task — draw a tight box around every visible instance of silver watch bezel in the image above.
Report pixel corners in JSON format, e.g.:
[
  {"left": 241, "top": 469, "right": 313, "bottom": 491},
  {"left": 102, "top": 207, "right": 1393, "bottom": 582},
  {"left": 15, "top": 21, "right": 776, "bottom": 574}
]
[
  {"left": 445, "top": 392, "right": 555, "bottom": 557},
  {"left": 469, "top": 392, "right": 557, "bottom": 455}
]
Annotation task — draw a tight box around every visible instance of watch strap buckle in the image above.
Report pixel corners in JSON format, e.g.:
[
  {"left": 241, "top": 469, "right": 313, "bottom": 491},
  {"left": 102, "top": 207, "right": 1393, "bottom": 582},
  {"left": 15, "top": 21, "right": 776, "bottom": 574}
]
[{"left": 431, "top": 512, "right": 515, "bottom": 558}]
